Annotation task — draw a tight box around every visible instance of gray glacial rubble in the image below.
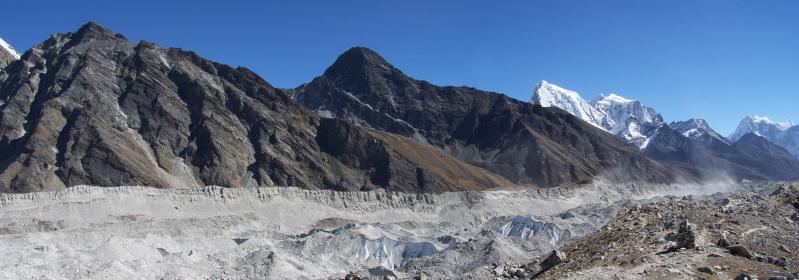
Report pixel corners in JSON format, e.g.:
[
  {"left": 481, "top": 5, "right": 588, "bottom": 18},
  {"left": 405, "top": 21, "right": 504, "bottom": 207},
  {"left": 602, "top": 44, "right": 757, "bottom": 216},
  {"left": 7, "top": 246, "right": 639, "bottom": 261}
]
[{"left": 0, "top": 180, "right": 786, "bottom": 279}]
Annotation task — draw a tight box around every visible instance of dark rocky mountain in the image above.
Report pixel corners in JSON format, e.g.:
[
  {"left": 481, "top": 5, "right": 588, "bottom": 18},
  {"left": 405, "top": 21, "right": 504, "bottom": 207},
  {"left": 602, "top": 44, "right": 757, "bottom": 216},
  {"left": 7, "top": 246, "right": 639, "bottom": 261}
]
[
  {"left": 0, "top": 23, "right": 515, "bottom": 193},
  {"left": 643, "top": 126, "right": 799, "bottom": 181},
  {"left": 292, "top": 47, "right": 681, "bottom": 187}
]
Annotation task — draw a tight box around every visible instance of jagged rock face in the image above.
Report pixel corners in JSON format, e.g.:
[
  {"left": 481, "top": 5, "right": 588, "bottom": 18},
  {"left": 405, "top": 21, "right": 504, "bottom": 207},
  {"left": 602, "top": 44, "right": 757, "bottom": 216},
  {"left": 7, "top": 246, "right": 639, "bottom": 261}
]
[
  {"left": 643, "top": 126, "right": 799, "bottom": 181},
  {"left": 0, "top": 23, "right": 511, "bottom": 193},
  {"left": 293, "top": 47, "right": 680, "bottom": 187}
]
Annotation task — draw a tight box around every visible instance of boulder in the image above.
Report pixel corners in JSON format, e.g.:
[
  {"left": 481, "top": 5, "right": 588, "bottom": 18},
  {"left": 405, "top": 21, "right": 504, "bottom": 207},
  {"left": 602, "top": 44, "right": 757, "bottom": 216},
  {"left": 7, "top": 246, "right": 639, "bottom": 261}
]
[
  {"left": 540, "top": 250, "right": 565, "bottom": 271},
  {"left": 698, "top": 266, "right": 714, "bottom": 275},
  {"left": 728, "top": 245, "right": 755, "bottom": 259}
]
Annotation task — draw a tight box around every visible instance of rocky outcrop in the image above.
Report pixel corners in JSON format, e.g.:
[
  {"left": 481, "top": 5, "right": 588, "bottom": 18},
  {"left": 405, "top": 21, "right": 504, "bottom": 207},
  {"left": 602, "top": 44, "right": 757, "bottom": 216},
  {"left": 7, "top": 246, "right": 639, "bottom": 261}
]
[
  {"left": 293, "top": 47, "right": 681, "bottom": 187},
  {"left": 0, "top": 23, "right": 511, "bottom": 193}
]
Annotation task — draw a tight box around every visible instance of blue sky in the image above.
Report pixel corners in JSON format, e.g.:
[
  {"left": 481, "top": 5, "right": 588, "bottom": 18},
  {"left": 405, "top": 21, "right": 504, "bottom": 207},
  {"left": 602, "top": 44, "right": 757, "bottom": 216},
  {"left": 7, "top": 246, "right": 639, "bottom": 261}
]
[{"left": 1, "top": 1, "right": 797, "bottom": 134}]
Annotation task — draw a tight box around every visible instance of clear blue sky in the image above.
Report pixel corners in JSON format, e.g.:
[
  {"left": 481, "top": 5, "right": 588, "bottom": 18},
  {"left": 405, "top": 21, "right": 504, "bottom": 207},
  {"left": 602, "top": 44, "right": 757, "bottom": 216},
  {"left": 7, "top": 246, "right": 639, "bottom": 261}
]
[{"left": 2, "top": 1, "right": 797, "bottom": 135}]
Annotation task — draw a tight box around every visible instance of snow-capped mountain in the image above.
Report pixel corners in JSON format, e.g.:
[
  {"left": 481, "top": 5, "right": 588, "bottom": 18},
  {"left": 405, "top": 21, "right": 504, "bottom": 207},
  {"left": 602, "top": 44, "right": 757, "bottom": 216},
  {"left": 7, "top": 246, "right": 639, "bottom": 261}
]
[
  {"left": 0, "top": 37, "right": 20, "bottom": 69},
  {"left": 730, "top": 115, "right": 799, "bottom": 158},
  {"left": 730, "top": 116, "right": 793, "bottom": 141},
  {"left": 531, "top": 81, "right": 607, "bottom": 128},
  {"left": 531, "top": 81, "right": 664, "bottom": 148},
  {"left": 669, "top": 119, "right": 729, "bottom": 145},
  {"left": 591, "top": 93, "right": 664, "bottom": 147}
]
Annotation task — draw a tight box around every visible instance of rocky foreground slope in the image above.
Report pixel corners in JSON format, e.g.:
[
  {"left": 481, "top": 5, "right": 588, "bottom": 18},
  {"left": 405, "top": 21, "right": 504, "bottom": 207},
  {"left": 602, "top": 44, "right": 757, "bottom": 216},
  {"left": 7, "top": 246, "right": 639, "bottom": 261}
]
[{"left": 490, "top": 181, "right": 799, "bottom": 280}]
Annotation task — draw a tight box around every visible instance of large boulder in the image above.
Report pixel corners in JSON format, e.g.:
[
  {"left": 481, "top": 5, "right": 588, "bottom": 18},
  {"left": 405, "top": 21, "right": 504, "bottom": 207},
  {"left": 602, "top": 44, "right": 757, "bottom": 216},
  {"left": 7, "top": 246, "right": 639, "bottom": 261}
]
[{"left": 540, "top": 250, "right": 565, "bottom": 271}]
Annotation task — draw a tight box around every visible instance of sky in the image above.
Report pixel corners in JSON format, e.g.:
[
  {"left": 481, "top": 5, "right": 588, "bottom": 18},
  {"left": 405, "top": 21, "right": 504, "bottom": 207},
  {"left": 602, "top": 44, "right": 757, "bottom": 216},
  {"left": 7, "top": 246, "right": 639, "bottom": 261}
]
[{"left": 1, "top": 0, "right": 797, "bottom": 135}]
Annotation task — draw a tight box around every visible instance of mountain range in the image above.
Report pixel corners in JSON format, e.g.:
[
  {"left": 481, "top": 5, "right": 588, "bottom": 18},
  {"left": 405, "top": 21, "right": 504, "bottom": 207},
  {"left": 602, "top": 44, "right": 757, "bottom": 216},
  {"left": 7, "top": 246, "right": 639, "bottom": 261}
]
[
  {"left": 529, "top": 81, "right": 799, "bottom": 180},
  {"left": 0, "top": 22, "right": 797, "bottom": 193}
]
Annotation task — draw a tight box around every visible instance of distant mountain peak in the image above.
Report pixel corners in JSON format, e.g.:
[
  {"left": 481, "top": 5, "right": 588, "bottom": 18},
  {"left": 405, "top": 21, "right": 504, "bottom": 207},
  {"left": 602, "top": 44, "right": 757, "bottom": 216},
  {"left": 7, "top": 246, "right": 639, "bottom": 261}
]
[
  {"left": 532, "top": 81, "right": 664, "bottom": 148},
  {"left": 745, "top": 115, "right": 794, "bottom": 129},
  {"left": 731, "top": 115, "right": 795, "bottom": 141},
  {"left": 730, "top": 115, "right": 799, "bottom": 159},
  {"left": 323, "top": 46, "right": 400, "bottom": 79},
  {"left": 531, "top": 80, "right": 605, "bottom": 127},
  {"left": 594, "top": 93, "right": 634, "bottom": 104},
  {"left": 669, "top": 118, "right": 729, "bottom": 145}
]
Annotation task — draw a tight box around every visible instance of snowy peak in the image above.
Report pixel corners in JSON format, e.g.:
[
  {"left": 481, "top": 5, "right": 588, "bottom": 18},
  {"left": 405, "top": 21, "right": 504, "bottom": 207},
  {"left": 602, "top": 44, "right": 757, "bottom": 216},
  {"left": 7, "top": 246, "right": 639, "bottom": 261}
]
[
  {"left": 730, "top": 115, "right": 794, "bottom": 142},
  {"left": 0, "top": 37, "right": 20, "bottom": 69},
  {"left": 530, "top": 81, "right": 664, "bottom": 148},
  {"left": 730, "top": 115, "right": 799, "bottom": 159},
  {"left": 669, "top": 119, "right": 729, "bottom": 145},
  {"left": 0, "top": 37, "right": 20, "bottom": 60},
  {"left": 591, "top": 92, "right": 663, "bottom": 133},
  {"left": 531, "top": 80, "right": 606, "bottom": 127},
  {"left": 593, "top": 93, "right": 633, "bottom": 105},
  {"left": 749, "top": 115, "right": 794, "bottom": 129}
]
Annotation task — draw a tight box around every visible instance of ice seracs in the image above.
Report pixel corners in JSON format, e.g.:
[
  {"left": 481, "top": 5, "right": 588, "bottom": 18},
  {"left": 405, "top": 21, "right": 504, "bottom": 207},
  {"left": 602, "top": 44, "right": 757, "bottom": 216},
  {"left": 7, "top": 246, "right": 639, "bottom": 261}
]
[
  {"left": 531, "top": 81, "right": 664, "bottom": 148},
  {"left": 730, "top": 115, "right": 799, "bottom": 158}
]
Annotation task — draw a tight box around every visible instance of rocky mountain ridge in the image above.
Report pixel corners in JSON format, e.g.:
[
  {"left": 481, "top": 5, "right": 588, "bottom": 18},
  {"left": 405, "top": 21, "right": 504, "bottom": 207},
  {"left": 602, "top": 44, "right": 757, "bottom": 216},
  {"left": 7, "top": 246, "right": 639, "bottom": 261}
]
[
  {"left": 528, "top": 82, "right": 799, "bottom": 181},
  {"left": 643, "top": 125, "right": 799, "bottom": 181},
  {"left": 0, "top": 23, "right": 513, "bottom": 193}
]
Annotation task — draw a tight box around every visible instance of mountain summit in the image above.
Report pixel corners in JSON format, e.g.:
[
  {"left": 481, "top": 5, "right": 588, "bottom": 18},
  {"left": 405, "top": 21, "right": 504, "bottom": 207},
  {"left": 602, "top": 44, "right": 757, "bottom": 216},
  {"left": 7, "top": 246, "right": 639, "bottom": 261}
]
[
  {"left": 730, "top": 115, "right": 799, "bottom": 158},
  {"left": 668, "top": 119, "right": 729, "bottom": 146},
  {"left": 530, "top": 81, "right": 664, "bottom": 148},
  {"left": 531, "top": 81, "right": 606, "bottom": 128}
]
